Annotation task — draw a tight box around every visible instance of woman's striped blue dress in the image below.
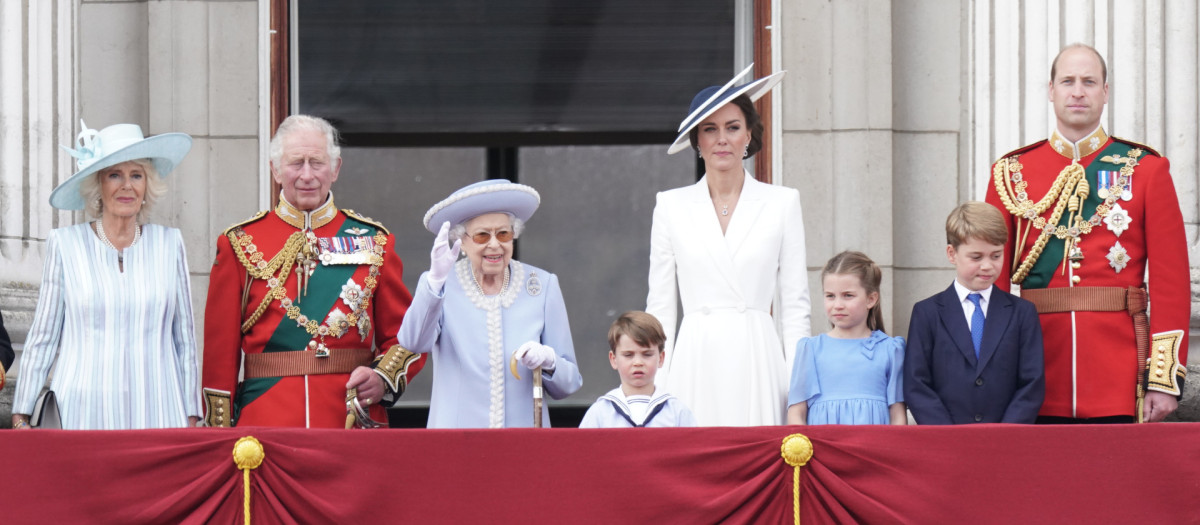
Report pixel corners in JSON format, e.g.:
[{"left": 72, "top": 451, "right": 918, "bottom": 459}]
[{"left": 14, "top": 222, "right": 201, "bottom": 429}]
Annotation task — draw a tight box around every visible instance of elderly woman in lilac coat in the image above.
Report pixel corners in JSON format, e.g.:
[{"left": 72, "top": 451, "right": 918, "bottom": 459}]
[{"left": 349, "top": 180, "right": 582, "bottom": 428}]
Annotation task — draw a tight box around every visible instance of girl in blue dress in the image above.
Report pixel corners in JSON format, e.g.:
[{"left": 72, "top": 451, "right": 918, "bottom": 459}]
[{"left": 787, "top": 251, "right": 907, "bottom": 425}]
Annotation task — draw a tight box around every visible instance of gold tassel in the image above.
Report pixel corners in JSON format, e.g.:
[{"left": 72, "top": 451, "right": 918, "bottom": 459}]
[
  {"left": 233, "top": 436, "right": 265, "bottom": 525},
  {"left": 781, "top": 434, "right": 814, "bottom": 525},
  {"left": 1135, "top": 385, "right": 1146, "bottom": 424}
]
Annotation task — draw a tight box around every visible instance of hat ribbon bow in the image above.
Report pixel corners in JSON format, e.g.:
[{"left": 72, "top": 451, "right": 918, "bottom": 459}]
[{"left": 60, "top": 120, "right": 103, "bottom": 171}]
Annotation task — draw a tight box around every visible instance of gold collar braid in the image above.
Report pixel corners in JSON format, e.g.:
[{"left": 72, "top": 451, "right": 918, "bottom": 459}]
[
  {"left": 276, "top": 192, "right": 338, "bottom": 230},
  {"left": 1049, "top": 126, "right": 1109, "bottom": 160}
]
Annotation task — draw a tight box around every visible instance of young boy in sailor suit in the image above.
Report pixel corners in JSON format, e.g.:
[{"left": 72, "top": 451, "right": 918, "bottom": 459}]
[{"left": 579, "top": 311, "right": 697, "bottom": 428}]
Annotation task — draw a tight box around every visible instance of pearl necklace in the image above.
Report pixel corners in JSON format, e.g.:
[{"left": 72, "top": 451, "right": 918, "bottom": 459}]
[
  {"left": 473, "top": 267, "right": 511, "bottom": 296},
  {"left": 95, "top": 220, "right": 141, "bottom": 264}
]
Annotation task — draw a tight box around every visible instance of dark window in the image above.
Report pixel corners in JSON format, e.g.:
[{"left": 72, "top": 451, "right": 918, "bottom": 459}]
[{"left": 299, "top": 0, "right": 734, "bottom": 144}]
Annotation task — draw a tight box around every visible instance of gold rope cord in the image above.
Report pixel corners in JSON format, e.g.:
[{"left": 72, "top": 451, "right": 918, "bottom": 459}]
[
  {"left": 229, "top": 230, "right": 306, "bottom": 333},
  {"left": 781, "top": 434, "right": 814, "bottom": 525},
  {"left": 241, "top": 256, "right": 299, "bottom": 334},
  {"left": 993, "top": 157, "right": 1063, "bottom": 217},
  {"left": 229, "top": 230, "right": 306, "bottom": 280},
  {"left": 232, "top": 436, "right": 265, "bottom": 525},
  {"left": 995, "top": 149, "right": 1143, "bottom": 285},
  {"left": 992, "top": 160, "right": 1086, "bottom": 284},
  {"left": 232, "top": 231, "right": 388, "bottom": 336}
]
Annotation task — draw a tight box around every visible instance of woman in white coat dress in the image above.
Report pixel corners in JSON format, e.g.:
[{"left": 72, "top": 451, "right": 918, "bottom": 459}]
[{"left": 647, "top": 65, "right": 811, "bottom": 426}]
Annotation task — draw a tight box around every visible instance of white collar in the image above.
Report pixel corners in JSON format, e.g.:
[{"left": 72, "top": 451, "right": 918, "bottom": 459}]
[{"left": 953, "top": 280, "right": 992, "bottom": 304}]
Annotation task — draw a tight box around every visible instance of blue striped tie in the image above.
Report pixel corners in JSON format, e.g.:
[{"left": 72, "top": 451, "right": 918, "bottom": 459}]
[{"left": 968, "top": 293, "right": 984, "bottom": 358}]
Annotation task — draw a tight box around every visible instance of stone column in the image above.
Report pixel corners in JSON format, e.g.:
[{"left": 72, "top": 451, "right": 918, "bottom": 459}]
[
  {"left": 0, "top": 0, "right": 77, "bottom": 420},
  {"left": 891, "top": 1, "right": 968, "bottom": 337},
  {"left": 779, "top": 0, "right": 897, "bottom": 331}
]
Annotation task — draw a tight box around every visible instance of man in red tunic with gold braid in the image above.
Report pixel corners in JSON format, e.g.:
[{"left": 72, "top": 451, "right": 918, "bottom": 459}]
[
  {"left": 202, "top": 115, "right": 423, "bottom": 428},
  {"left": 985, "top": 44, "right": 1188, "bottom": 423}
]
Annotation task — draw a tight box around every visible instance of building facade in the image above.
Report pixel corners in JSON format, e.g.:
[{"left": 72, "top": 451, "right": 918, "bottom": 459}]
[{"left": 3, "top": 0, "right": 1198, "bottom": 420}]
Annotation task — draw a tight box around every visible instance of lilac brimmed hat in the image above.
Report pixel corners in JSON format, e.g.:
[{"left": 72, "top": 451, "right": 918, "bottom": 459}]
[
  {"left": 50, "top": 121, "right": 192, "bottom": 210},
  {"left": 423, "top": 180, "right": 541, "bottom": 234},
  {"left": 667, "top": 63, "right": 786, "bottom": 155}
]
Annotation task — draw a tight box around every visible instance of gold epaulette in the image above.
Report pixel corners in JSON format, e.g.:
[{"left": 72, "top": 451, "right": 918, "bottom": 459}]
[
  {"left": 221, "top": 210, "right": 269, "bottom": 236},
  {"left": 1147, "top": 330, "right": 1185, "bottom": 396},
  {"left": 203, "top": 388, "right": 233, "bottom": 427},
  {"left": 342, "top": 209, "right": 390, "bottom": 236},
  {"left": 995, "top": 139, "right": 1048, "bottom": 162},
  {"left": 1111, "top": 136, "right": 1162, "bottom": 157},
  {"left": 373, "top": 344, "right": 420, "bottom": 396}
]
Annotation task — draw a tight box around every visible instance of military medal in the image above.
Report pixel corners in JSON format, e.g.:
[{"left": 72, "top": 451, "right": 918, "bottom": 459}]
[
  {"left": 341, "top": 279, "right": 364, "bottom": 309},
  {"left": 1096, "top": 170, "right": 1111, "bottom": 199},
  {"left": 1103, "top": 203, "right": 1131, "bottom": 236},
  {"left": 309, "top": 339, "right": 331, "bottom": 358},
  {"left": 1121, "top": 170, "right": 1133, "bottom": 200},
  {"left": 1068, "top": 245, "right": 1084, "bottom": 262},
  {"left": 1107, "top": 241, "right": 1129, "bottom": 273},
  {"left": 318, "top": 236, "right": 378, "bottom": 265}
]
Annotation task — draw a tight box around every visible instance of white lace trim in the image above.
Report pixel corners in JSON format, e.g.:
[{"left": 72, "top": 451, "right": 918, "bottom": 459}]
[{"left": 456, "top": 258, "right": 524, "bottom": 428}]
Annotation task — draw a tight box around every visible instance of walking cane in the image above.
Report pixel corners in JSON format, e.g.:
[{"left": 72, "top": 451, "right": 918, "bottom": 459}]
[{"left": 509, "top": 357, "right": 544, "bottom": 428}]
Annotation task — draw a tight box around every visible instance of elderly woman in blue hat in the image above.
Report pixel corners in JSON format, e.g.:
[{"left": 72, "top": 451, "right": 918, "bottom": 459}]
[
  {"left": 11, "top": 122, "right": 201, "bottom": 430},
  {"left": 646, "top": 65, "right": 811, "bottom": 426},
  {"left": 348, "top": 180, "right": 582, "bottom": 428}
]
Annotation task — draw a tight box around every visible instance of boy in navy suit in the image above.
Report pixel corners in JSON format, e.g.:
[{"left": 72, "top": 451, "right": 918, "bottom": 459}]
[{"left": 904, "top": 202, "right": 1045, "bottom": 424}]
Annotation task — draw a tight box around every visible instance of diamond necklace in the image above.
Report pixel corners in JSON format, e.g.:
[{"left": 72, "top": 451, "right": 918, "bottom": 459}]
[{"left": 95, "top": 220, "right": 141, "bottom": 264}]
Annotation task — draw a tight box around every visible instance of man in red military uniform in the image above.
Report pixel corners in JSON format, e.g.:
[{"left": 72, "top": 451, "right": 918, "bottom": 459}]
[
  {"left": 985, "top": 44, "right": 1188, "bottom": 423},
  {"left": 202, "top": 115, "right": 423, "bottom": 428}
]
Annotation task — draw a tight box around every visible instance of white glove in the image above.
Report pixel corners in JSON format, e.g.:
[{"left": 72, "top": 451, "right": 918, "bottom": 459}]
[
  {"left": 427, "top": 221, "right": 461, "bottom": 293},
  {"left": 513, "top": 341, "right": 557, "bottom": 371}
]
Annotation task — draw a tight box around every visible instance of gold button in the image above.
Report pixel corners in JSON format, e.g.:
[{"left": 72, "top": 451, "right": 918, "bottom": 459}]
[
  {"left": 1071, "top": 275, "right": 1081, "bottom": 284},
  {"left": 1071, "top": 262, "right": 1081, "bottom": 269},
  {"left": 218, "top": 408, "right": 225, "bottom": 414},
  {"left": 1156, "top": 371, "right": 1164, "bottom": 377}
]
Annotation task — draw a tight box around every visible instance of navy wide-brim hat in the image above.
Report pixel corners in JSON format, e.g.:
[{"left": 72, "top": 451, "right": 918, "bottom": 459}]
[
  {"left": 423, "top": 180, "right": 541, "bottom": 234},
  {"left": 50, "top": 121, "right": 192, "bottom": 210},
  {"left": 667, "top": 63, "right": 786, "bottom": 155}
]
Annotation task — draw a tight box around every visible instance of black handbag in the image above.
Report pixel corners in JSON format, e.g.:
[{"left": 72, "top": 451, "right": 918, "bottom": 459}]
[{"left": 30, "top": 390, "right": 61, "bottom": 429}]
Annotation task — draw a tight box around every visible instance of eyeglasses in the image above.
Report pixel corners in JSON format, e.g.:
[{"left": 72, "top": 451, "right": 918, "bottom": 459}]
[{"left": 469, "top": 230, "right": 514, "bottom": 244}]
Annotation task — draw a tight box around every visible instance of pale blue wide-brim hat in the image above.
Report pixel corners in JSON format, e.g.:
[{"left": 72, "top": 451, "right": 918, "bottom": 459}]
[
  {"left": 667, "top": 63, "right": 787, "bottom": 155},
  {"left": 49, "top": 121, "right": 193, "bottom": 210},
  {"left": 423, "top": 180, "right": 541, "bottom": 234}
]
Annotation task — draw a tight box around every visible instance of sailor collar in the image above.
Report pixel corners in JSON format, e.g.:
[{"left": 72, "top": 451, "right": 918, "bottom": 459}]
[
  {"left": 275, "top": 191, "right": 338, "bottom": 230},
  {"left": 1049, "top": 126, "right": 1109, "bottom": 160}
]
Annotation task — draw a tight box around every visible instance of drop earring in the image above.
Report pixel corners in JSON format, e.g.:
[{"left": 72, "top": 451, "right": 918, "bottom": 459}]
[
  {"left": 698, "top": 150, "right": 703, "bottom": 159},
  {"left": 742, "top": 144, "right": 749, "bottom": 159}
]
